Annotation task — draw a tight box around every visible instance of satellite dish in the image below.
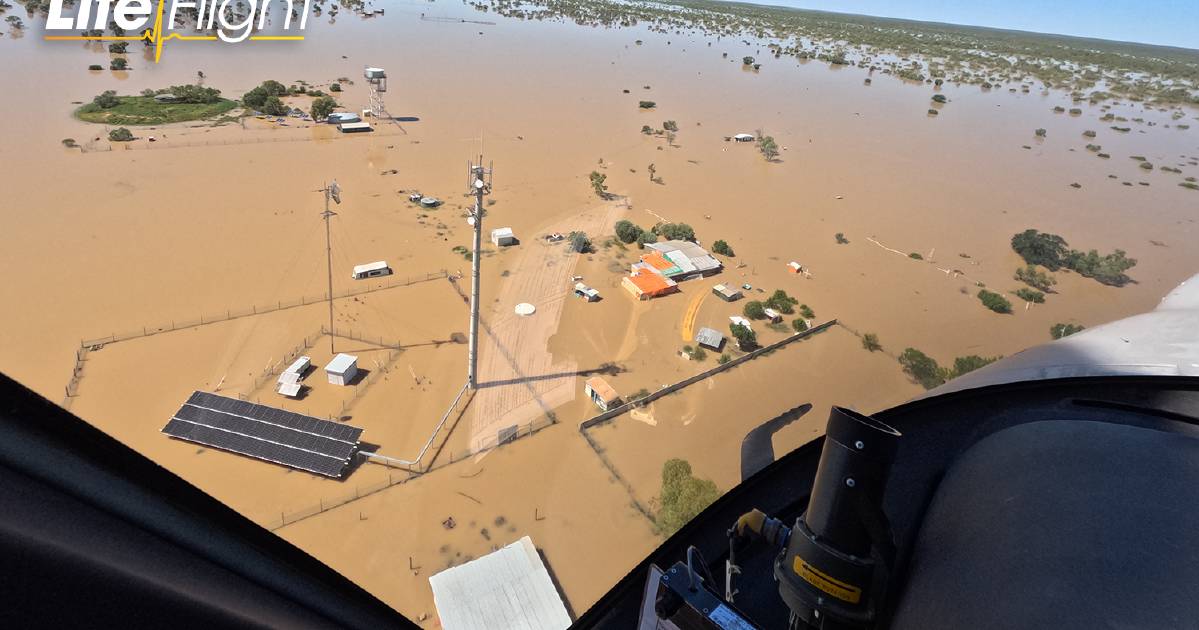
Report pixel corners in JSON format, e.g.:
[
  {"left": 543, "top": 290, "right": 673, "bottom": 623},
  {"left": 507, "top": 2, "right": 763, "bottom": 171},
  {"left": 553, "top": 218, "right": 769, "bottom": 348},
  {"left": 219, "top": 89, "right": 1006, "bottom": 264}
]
[
  {"left": 474, "top": 179, "right": 485, "bottom": 189},
  {"left": 467, "top": 217, "right": 476, "bottom": 226}
]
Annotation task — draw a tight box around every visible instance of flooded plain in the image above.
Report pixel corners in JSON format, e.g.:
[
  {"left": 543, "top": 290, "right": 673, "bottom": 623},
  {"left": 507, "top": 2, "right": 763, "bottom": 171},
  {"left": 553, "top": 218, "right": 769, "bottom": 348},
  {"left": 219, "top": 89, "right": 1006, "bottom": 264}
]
[{"left": 1, "top": 0, "right": 1197, "bottom": 622}]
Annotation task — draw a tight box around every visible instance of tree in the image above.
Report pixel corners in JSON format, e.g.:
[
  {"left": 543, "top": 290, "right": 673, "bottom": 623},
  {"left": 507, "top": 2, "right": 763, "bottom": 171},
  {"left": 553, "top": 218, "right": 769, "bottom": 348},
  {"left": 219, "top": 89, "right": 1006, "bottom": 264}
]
[
  {"left": 242, "top": 86, "right": 269, "bottom": 110},
  {"left": 656, "top": 459, "right": 720, "bottom": 536},
  {"left": 636, "top": 230, "right": 658, "bottom": 246},
  {"left": 765, "top": 290, "right": 797, "bottom": 314},
  {"left": 742, "top": 56, "right": 755, "bottom": 65},
  {"left": 1063, "top": 248, "right": 1136, "bottom": 287},
  {"left": 614, "top": 220, "right": 643, "bottom": 244},
  {"left": 93, "top": 90, "right": 120, "bottom": 109},
  {"left": 639, "top": 100, "right": 656, "bottom": 109},
  {"left": 657, "top": 223, "right": 695, "bottom": 242},
  {"left": 641, "top": 125, "right": 654, "bottom": 135},
  {"left": 757, "top": 134, "right": 779, "bottom": 161},
  {"left": 730, "top": 323, "right": 757, "bottom": 350},
  {"left": 108, "top": 42, "right": 128, "bottom": 54},
  {"left": 1035, "top": 128, "right": 1047, "bottom": 137},
  {"left": 259, "top": 80, "right": 287, "bottom": 96},
  {"left": 310, "top": 96, "right": 337, "bottom": 122},
  {"left": 711, "top": 240, "right": 734, "bottom": 256},
  {"left": 108, "top": 127, "right": 134, "bottom": 142},
  {"left": 261, "top": 96, "right": 288, "bottom": 116},
  {"left": 568, "top": 231, "right": 592, "bottom": 253},
  {"left": 329, "top": 82, "right": 342, "bottom": 92},
  {"left": 743, "top": 300, "right": 766, "bottom": 319},
  {"left": 835, "top": 232, "right": 849, "bottom": 244},
  {"left": 1011, "top": 229, "right": 1068, "bottom": 270},
  {"left": 951, "top": 355, "right": 999, "bottom": 377},
  {"left": 1051, "top": 323, "right": 1085, "bottom": 339},
  {"left": 663, "top": 120, "right": 678, "bottom": 132},
  {"left": 110, "top": 58, "right": 128, "bottom": 70},
  {"left": 1014, "top": 264, "right": 1056, "bottom": 292},
  {"left": 588, "top": 171, "right": 608, "bottom": 198},
  {"left": 931, "top": 94, "right": 947, "bottom": 103},
  {"left": 862, "top": 333, "right": 881, "bottom": 352},
  {"left": 799, "top": 304, "right": 815, "bottom": 319},
  {"left": 792, "top": 318, "right": 808, "bottom": 332},
  {"left": 1014, "top": 287, "right": 1045, "bottom": 303},
  {"left": 977, "top": 289, "right": 1012, "bottom": 313},
  {"left": 899, "top": 348, "right": 947, "bottom": 390}
]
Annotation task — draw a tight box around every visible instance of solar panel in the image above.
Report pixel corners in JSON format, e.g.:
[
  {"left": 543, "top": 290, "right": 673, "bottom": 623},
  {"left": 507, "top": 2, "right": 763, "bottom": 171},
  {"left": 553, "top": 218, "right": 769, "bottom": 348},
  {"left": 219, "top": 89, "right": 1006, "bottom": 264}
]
[{"left": 163, "top": 391, "right": 364, "bottom": 478}]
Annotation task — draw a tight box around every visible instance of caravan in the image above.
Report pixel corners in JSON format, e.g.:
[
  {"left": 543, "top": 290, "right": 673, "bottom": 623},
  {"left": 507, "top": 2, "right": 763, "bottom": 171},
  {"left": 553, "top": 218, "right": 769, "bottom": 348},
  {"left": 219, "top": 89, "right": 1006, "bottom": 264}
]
[{"left": 351, "top": 261, "right": 392, "bottom": 280}]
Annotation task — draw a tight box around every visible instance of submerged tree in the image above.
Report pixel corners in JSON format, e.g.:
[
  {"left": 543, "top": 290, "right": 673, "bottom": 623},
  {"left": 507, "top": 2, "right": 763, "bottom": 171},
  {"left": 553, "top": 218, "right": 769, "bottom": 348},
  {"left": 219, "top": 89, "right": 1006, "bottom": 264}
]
[{"left": 656, "top": 459, "right": 720, "bottom": 536}]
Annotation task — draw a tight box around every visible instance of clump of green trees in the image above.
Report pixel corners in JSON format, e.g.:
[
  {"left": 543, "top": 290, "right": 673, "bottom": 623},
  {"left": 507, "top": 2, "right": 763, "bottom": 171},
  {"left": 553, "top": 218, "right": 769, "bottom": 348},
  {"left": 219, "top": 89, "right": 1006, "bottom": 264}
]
[
  {"left": 977, "top": 289, "right": 1012, "bottom": 313},
  {"left": 613, "top": 219, "right": 660, "bottom": 246},
  {"left": 656, "top": 459, "right": 720, "bottom": 536},
  {"left": 1014, "top": 287, "right": 1045, "bottom": 303},
  {"left": 756, "top": 130, "right": 779, "bottom": 161},
  {"left": 1015, "top": 264, "right": 1056, "bottom": 292},
  {"left": 310, "top": 96, "right": 337, "bottom": 122},
  {"left": 712, "top": 239, "right": 734, "bottom": 256},
  {"left": 730, "top": 322, "right": 757, "bottom": 350},
  {"left": 1011, "top": 229, "right": 1137, "bottom": 286},
  {"left": 743, "top": 300, "right": 766, "bottom": 319},
  {"left": 242, "top": 80, "right": 290, "bottom": 113},
  {"left": 654, "top": 222, "right": 696, "bottom": 242},
  {"left": 568, "top": 231, "right": 592, "bottom": 253},
  {"left": 900, "top": 348, "right": 1000, "bottom": 389},
  {"left": 108, "top": 127, "right": 134, "bottom": 142},
  {"left": 1051, "top": 323, "right": 1085, "bottom": 339},
  {"left": 792, "top": 318, "right": 809, "bottom": 332}
]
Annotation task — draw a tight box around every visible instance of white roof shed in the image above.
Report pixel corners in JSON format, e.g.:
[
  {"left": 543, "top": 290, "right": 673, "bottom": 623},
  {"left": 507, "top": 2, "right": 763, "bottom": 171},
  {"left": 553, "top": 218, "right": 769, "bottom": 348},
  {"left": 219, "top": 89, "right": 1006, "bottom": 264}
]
[
  {"left": 430, "top": 536, "right": 571, "bottom": 630},
  {"left": 326, "top": 353, "right": 358, "bottom": 375}
]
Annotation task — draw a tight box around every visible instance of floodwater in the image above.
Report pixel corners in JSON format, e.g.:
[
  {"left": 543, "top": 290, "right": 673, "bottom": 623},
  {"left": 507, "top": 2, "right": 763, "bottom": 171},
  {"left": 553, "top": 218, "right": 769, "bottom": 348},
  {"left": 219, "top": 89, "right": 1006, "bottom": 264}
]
[{"left": 1, "top": 1, "right": 1197, "bottom": 623}]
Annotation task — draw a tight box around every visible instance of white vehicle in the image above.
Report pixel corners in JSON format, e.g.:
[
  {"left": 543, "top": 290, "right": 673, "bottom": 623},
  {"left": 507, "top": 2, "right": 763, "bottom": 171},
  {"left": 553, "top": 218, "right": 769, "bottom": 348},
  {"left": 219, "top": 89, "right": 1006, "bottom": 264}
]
[{"left": 351, "top": 261, "right": 392, "bottom": 280}]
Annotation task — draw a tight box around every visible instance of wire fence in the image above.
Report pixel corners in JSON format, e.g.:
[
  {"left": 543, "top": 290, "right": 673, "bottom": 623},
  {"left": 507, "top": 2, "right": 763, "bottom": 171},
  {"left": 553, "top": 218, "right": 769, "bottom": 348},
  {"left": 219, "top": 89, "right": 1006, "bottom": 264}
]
[
  {"left": 79, "top": 126, "right": 410, "bottom": 154},
  {"left": 579, "top": 319, "right": 838, "bottom": 430},
  {"left": 60, "top": 346, "right": 91, "bottom": 410},
  {"left": 265, "top": 415, "right": 556, "bottom": 531},
  {"left": 79, "top": 270, "right": 447, "bottom": 349}
]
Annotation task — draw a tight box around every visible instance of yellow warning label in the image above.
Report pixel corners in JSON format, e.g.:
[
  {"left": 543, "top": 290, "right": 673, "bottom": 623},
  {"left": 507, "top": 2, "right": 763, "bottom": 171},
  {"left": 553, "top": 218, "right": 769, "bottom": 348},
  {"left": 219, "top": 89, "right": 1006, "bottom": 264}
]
[{"left": 793, "top": 557, "right": 862, "bottom": 604}]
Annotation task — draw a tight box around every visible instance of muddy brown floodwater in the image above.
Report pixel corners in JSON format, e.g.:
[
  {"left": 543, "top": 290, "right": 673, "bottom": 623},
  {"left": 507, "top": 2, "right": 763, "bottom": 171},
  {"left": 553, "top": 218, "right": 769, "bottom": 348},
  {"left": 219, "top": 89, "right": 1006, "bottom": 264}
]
[{"left": 1, "top": 1, "right": 1197, "bottom": 623}]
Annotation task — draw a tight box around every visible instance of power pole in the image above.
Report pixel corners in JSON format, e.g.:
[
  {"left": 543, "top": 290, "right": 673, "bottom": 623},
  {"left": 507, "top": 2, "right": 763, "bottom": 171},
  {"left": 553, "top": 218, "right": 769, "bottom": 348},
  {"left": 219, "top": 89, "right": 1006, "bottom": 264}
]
[
  {"left": 320, "top": 181, "right": 342, "bottom": 355},
  {"left": 466, "top": 157, "right": 492, "bottom": 389}
]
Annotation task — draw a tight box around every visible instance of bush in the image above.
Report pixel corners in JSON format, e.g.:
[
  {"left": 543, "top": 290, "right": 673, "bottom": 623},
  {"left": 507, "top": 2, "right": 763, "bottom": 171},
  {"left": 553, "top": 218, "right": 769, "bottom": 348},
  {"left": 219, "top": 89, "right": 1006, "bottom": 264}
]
[
  {"left": 1051, "top": 323, "right": 1085, "bottom": 339},
  {"left": 1014, "top": 287, "right": 1045, "bottom": 303},
  {"left": 1014, "top": 264, "right": 1057, "bottom": 291},
  {"left": 908, "top": 252, "right": 923, "bottom": 260},
  {"left": 951, "top": 355, "right": 999, "bottom": 376},
  {"left": 88, "top": 64, "right": 103, "bottom": 71},
  {"left": 614, "top": 220, "right": 643, "bottom": 244},
  {"left": 639, "top": 100, "right": 656, "bottom": 109},
  {"left": 711, "top": 239, "right": 734, "bottom": 256},
  {"left": 61, "top": 138, "right": 78, "bottom": 148},
  {"left": 718, "top": 353, "right": 731, "bottom": 365},
  {"left": 110, "top": 58, "right": 128, "bottom": 70},
  {"left": 743, "top": 301, "right": 766, "bottom": 319},
  {"left": 108, "top": 127, "right": 134, "bottom": 142},
  {"left": 329, "top": 82, "right": 342, "bottom": 92},
  {"left": 743, "top": 56, "right": 755, "bottom": 65},
  {"left": 899, "top": 348, "right": 947, "bottom": 390},
  {"left": 977, "top": 289, "right": 1012, "bottom": 313},
  {"left": 656, "top": 222, "right": 695, "bottom": 242},
  {"left": 568, "top": 231, "right": 592, "bottom": 253},
  {"left": 1035, "top": 128, "right": 1047, "bottom": 137},
  {"left": 641, "top": 125, "right": 654, "bottom": 135},
  {"left": 663, "top": 120, "right": 678, "bottom": 132},
  {"left": 93, "top": 90, "right": 120, "bottom": 109},
  {"left": 656, "top": 459, "right": 720, "bottom": 536},
  {"left": 862, "top": 333, "right": 881, "bottom": 352},
  {"left": 798, "top": 304, "right": 815, "bottom": 319},
  {"left": 108, "top": 42, "right": 128, "bottom": 54},
  {"left": 931, "top": 94, "right": 947, "bottom": 103},
  {"left": 835, "top": 232, "right": 849, "bottom": 244},
  {"left": 636, "top": 230, "right": 658, "bottom": 246},
  {"left": 791, "top": 318, "right": 808, "bottom": 332}
]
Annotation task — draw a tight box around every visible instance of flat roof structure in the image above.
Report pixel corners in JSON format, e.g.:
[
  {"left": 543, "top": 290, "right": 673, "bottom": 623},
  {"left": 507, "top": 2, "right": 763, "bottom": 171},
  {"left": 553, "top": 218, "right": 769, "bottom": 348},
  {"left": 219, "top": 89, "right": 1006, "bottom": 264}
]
[
  {"left": 339, "top": 122, "right": 372, "bottom": 133},
  {"left": 622, "top": 268, "right": 678, "bottom": 300},
  {"left": 585, "top": 377, "right": 620, "bottom": 407},
  {"left": 326, "top": 353, "right": 358, "bottom": 376},
  {"left": 352, "top": 261, "right": 389, "bottom": 276},
  {"left": 646, "top": 241, "right": 722, "bottom": 276},
  {"left": 430, "top": 536, "right": 571, "bottom": 630},
  {"left": 284, "top": 356, "right": 311, "bottom": 375},
  {"left": 712, "top": 284, "right": 743, "bottom": 301},
  {"left": 162, "top": 391, "right": 363, "bottom": 477}
]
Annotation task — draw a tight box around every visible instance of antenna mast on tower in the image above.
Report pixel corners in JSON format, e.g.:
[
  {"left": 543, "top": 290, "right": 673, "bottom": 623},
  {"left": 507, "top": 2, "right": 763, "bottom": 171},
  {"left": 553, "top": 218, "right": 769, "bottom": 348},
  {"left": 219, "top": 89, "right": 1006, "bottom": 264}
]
[{"left": 465, "top": 157, "right": 493, "bottom": 389}]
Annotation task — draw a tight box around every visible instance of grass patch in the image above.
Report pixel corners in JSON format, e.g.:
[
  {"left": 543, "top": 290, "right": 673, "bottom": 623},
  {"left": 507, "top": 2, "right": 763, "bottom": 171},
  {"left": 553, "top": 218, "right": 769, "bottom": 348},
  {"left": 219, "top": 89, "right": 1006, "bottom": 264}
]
[{"left": 76, "top": 96, "right": 238, "bottom": 125}]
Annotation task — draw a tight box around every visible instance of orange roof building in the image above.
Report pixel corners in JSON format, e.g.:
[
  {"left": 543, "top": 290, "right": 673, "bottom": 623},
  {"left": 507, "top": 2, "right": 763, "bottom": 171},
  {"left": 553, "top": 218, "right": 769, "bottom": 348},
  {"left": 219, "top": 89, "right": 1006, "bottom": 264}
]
[{"left": 621, "top": 268, "right": 679, "bottom": 300}]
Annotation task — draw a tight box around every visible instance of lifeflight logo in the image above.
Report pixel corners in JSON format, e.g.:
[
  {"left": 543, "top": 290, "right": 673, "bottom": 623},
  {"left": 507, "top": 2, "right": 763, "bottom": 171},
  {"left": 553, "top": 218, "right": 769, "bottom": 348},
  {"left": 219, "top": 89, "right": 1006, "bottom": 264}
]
[{"left": 44, "top": 0, "right": 309, "bottom": 62}]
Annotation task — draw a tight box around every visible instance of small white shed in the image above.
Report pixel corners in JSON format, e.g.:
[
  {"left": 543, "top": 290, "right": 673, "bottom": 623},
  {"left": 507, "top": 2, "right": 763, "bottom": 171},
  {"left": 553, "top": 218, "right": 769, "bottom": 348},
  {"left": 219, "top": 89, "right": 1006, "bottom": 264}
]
[
  {"left": 491, "top": 227, "right": 516, "bottom": 246},
  {"left": 325, "top": 353, "right": 358, "bottom": 386},
  {"left": 763, "top": 308, "right": 783, "bottom": 323}
]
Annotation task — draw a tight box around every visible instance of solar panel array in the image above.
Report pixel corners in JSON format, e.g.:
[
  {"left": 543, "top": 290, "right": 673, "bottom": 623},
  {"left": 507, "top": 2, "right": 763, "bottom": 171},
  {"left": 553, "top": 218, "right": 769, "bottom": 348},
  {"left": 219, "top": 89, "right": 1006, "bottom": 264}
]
[{"left": 162, "top": 391, "right": 364, "bottom": 478}]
